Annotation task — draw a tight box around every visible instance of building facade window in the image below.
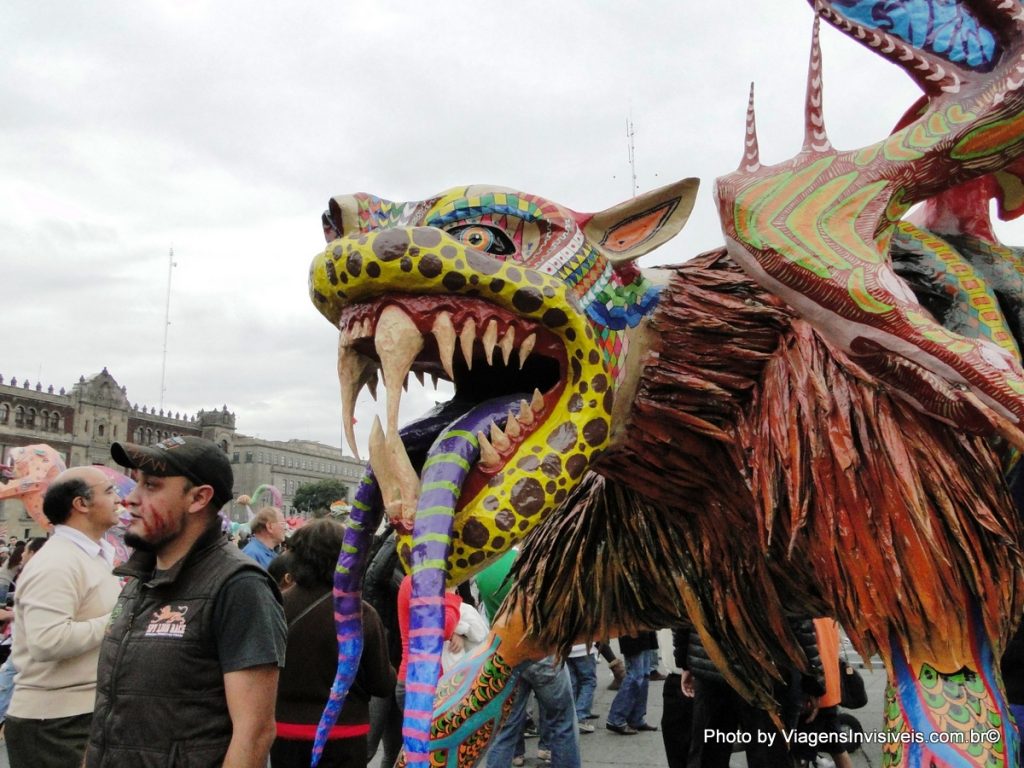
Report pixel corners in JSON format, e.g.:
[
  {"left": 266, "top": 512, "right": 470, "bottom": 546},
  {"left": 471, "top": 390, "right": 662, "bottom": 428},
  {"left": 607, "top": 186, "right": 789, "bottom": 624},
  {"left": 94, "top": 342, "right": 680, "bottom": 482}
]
[
  {"left": 97, "top": 424, "right": 105, "bottom": 437},
  {"left": 0, "top": 404, "right": 8, "bottom": 424},
  {"left": 50, "top": 413, "right": 59, "bottom": 431},
  {"left": 26, "top": 409, "right": 36, "bottom": 429}
]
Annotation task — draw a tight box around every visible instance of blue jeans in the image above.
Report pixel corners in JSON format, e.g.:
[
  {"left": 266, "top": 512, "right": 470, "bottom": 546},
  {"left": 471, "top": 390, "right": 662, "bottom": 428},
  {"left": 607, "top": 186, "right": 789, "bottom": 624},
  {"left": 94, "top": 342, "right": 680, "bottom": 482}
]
[
  {"left": 487, "top": 657, "right": 580, "bottom": 768},
  {"left": 606, "top": 649, "right": 651, "bottom": 728},
  {"left": 0, "top": 656, "right": 16, "bottom": 720},
  {"left": 567, "top": 654, "right": 597, "bottom": 721}
]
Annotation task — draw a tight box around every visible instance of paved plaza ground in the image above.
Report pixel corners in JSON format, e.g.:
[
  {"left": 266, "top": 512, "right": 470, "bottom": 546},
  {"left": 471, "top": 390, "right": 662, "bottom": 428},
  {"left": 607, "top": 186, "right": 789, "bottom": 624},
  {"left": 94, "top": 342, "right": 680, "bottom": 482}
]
[{"left": 0, "top": 647, "right": 888, "bottom": 767}]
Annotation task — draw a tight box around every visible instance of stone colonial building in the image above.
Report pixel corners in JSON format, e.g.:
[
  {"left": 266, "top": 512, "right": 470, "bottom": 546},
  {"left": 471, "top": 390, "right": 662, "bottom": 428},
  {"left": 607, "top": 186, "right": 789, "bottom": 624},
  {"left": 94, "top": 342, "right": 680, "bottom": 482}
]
[
  {"left": 0, "top": 369, "right": 361, "bottom": 534},
  {"left": 229, "top": 436, "right": 363, "bottom": 522}
]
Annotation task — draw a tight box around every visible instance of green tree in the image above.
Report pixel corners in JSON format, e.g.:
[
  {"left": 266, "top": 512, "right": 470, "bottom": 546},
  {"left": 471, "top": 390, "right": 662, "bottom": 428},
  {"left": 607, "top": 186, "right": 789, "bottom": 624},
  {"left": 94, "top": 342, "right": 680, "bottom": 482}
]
[{"left": 292, "top": 479, "right": 349, "bottom": 518}]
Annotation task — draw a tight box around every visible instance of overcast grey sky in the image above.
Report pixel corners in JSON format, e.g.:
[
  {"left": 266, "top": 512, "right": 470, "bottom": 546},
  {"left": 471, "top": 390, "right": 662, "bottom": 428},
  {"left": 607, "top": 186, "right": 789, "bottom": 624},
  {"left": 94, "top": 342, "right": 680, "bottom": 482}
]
[{"left": 6, "top": 1, "right": 1021, "bottom": 457}]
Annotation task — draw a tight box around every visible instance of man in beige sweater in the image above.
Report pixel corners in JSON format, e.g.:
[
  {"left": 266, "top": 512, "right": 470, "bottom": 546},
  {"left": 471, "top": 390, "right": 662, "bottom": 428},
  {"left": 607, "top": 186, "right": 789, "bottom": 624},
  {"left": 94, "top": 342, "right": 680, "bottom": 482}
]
[{"left": 5, "top": 466, "right": 121, "bottom": 768}]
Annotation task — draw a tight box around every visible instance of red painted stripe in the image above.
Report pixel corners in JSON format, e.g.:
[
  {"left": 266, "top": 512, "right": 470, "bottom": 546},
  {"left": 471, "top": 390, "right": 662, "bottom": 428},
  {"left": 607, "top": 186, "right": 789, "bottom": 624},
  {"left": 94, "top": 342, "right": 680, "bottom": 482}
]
[
  {"left": 409, "top": 595, "right": 446, "bottom": 606},
  {"left": 405, "top": 682, "right": 435, "bottom": 693},
  {"left": 276, "top": 722, "right": 369, "bottom": 740},
  {"left": 409, "top": 627, "right": 443, "bottom": 637},
  {"left": 408, "top": 654, "right": 439, "bottom": 664}
]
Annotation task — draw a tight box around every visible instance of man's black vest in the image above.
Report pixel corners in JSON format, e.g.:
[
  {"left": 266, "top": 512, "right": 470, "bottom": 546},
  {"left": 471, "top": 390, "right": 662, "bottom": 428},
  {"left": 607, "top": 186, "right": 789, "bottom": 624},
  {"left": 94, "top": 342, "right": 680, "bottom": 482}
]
[{"left": 86, "top": 524, "right": 273, "bottom": 768}]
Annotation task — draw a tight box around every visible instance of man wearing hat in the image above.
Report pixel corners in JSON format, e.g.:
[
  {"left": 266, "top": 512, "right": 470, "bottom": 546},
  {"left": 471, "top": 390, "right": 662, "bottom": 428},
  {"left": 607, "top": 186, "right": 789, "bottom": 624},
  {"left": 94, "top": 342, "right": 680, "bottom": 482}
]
[{"left": 85, "top": 436, "right": 287, "bottom": 768}]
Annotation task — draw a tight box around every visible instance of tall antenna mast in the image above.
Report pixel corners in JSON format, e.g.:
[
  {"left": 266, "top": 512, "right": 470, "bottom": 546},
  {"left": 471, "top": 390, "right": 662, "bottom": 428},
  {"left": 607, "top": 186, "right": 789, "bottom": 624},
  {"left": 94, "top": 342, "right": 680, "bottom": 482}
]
[
  {"left": 626, "top": 116, "right": 638, "bottom": 197},
  {"left": 159, "top": 247, "right": 177, "bottom": 411}
]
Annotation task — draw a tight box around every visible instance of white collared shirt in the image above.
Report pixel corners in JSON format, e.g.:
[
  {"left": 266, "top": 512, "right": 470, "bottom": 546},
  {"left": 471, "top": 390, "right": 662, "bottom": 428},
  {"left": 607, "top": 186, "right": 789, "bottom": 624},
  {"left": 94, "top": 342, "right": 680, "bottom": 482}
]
[{"left": 52, "top": 525, "right": 116, "bottom": 569}]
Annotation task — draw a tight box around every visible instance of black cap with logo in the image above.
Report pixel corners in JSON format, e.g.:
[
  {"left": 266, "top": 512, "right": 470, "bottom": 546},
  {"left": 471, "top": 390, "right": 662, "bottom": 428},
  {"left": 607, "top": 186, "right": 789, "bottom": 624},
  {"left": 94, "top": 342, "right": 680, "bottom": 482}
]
[{"left": 111, "top": 436, "right": 233, "bottom": 508}]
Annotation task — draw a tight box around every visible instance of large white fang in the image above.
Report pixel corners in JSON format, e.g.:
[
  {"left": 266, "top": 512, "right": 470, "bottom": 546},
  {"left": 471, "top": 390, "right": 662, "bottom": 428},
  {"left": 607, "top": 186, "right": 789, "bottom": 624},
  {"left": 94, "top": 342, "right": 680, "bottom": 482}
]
[
  {"left": 338, "top": 332, "right": 377, "bottom": 460},
  {"left": 375, "top": 305, "right": 424, "bottom": 437},
  {"left": 432, "top": 312, "right": 457, "bottom": 380},
  {"left": 505, "top": 411, "right": 522, "bottom": 438},
  {"left": 387, "top": 429, "right": 421, "bottom": 524},
  {"left": 519, "top": 333, "right": 536, "bottom": 369},
  {"left": 460, "top": 318, "right": 477, "bottom": 370},
  {"left": 482, "top": 319, "right": 498, "bottom": 365},
  {"left": 499, "top": 327, "right": 516, "bottom": 365},
  {"left": 373, "top": 306, "right": 424, "bottom": 525},
  {"left": 369, "top": 417, "right": 404, "bottom": 519}
]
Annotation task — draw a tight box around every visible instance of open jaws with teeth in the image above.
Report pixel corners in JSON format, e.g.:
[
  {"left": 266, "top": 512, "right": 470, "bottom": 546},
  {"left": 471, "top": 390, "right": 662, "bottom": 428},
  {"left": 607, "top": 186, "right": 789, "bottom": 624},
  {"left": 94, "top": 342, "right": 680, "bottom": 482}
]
[{"left": 337, "top": 302, "right": 556, "bottom": 527}]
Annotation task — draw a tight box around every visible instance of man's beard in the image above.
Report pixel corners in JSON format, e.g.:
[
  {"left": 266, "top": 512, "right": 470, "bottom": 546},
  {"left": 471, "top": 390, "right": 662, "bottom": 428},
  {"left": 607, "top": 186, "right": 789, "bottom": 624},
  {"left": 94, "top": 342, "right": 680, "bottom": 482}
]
[
  {"left": 124, "top": 527, "right": 178, "bottom": 552},
  {"left": 124, "top": 531, "right": 159, "bottom": 551}
]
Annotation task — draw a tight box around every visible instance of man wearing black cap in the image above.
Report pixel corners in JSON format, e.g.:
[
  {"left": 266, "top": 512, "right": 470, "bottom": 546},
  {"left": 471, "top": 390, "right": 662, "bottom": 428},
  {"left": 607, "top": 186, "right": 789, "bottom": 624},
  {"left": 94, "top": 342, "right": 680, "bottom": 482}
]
[{"left": 85, "top": 436, "right": 287, "bottom": 768}]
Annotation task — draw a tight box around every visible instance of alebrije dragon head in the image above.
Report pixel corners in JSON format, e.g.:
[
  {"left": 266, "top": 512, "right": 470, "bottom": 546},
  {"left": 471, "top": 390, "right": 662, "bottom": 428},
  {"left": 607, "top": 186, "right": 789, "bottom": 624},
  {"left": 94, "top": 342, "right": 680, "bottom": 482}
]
[{"left": 309, "top": 181, "right": 697, "bottom": 581}]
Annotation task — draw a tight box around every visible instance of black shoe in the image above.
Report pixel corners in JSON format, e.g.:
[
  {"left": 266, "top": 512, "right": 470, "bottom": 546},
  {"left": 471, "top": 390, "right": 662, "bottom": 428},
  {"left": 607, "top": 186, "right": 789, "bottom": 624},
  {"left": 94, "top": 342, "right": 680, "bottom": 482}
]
[
  {"left": 648, "top": 671, "right": 668, "bottom": 681},
  {"left": 630, "top": 723, "right": 659, "bottom": 732},
  {"left": 606, "top": 723, "right": 638, "bottom": 735},
  {"left": 582, "top": 714, "right": 600, "bottom": 720}
]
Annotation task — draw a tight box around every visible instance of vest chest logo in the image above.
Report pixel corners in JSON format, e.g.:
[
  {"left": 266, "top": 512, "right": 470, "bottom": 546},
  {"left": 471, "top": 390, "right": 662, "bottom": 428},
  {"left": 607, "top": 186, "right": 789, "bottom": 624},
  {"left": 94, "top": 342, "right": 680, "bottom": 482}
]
[{"left": 146, "top": 604, "right": 189, "bottom": 638}]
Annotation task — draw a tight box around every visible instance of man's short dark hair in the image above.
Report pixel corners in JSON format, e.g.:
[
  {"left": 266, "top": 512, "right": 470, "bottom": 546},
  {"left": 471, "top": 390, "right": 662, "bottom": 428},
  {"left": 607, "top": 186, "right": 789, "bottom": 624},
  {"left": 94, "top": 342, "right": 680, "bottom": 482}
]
[
  {"left": 42, "top": 476, "right": 93, "bottom": 526},
  {"left": 287, "top": 519, "right": 344, "bottom": 589}
]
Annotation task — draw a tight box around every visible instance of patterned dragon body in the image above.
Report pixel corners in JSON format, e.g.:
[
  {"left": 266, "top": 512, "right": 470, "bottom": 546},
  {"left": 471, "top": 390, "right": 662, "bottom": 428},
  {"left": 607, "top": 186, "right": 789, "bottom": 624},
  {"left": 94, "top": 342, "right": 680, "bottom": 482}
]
[{"left": 305, "top": 2, "right": 1024, "bottom": 766}]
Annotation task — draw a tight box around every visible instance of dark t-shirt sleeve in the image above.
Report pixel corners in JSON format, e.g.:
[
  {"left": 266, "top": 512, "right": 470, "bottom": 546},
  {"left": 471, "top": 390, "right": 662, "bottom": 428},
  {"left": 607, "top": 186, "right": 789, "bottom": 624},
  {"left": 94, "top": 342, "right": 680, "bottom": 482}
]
[{"left": 213, "top": 570, "right": 287, "bottom": 673}]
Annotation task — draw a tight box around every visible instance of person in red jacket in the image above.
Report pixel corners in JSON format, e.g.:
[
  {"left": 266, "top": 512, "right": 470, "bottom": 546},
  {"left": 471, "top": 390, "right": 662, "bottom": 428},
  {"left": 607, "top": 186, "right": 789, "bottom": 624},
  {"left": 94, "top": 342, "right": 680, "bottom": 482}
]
[{"left": 395, "top": 572, "right": 462, "bottom": 711}]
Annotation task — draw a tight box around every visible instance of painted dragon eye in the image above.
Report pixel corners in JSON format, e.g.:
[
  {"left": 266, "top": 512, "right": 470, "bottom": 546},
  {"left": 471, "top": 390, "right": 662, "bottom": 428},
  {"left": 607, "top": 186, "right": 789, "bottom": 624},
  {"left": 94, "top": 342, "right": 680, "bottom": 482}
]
[{"left": 448, "top": 225, "right": 516, "bottom": 256}]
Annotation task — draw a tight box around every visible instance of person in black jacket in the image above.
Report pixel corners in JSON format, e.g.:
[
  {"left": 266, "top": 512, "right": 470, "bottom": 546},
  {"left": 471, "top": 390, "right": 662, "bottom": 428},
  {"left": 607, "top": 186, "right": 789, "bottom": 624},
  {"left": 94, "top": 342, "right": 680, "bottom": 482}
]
[
  {"left": 272, "top": 519, "right": 395, "bottom": 768},
  {"left": 682, "top": 619, "right": 824, "bottom": 768},
  {"left": 364, "top": 529, "right": 405, "bottom": 768}
]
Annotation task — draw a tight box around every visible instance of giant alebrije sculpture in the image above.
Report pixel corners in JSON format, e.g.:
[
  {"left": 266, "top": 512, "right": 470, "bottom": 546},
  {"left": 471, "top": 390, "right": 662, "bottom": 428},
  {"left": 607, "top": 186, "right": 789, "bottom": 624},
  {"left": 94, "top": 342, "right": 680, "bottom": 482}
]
[{"left": 306, "top": 1, "right": 1024, "bottom": 766}]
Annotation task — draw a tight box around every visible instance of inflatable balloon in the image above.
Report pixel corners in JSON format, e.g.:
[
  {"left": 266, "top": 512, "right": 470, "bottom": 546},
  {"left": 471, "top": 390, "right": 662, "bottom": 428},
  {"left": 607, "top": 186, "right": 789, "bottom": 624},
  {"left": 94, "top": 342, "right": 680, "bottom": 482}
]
[{"left": 0, "top": 444, "right": 66, "bottom": 531}]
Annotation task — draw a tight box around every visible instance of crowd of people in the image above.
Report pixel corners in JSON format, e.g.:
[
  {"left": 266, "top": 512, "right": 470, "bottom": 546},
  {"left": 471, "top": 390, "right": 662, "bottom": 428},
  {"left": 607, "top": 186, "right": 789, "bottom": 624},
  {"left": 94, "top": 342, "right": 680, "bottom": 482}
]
[{"left": 0, "top": 434, "right": 874, "bottom": 768}]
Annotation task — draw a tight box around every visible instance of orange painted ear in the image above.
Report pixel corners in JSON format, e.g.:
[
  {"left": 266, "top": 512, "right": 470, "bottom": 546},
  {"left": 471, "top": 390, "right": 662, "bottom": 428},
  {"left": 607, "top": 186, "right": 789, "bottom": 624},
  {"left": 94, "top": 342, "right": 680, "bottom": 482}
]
[{"left": 581, "top": 178, "right": 699, "bottom": 263}]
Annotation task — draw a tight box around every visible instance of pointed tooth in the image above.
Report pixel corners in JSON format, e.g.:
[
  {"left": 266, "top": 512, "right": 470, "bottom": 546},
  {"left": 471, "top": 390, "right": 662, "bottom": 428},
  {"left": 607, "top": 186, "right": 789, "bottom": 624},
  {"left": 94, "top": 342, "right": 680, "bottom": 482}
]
[
  {"left": 368, "top": 371, "right": 379, "bottom": 402},
  {"left": 531, "top": 388, "right": 545, "bottom": 413},
  {"left": 369, "top": 416, "right": 401, "bottom": 513},
  {"left": 477, "top": 430, "right": 502, "bottom": 469},
  {"left": 414, "top": 370, "right": 425, "bottom": 387},
  {"left": 386, "top": 429, "right": 420, "bottom": 525},
  {"left": 432, "top": 312, "right": 457, "bottom": 380},
  {"left": 430, "top": 373, "right": 439, "bottom": 389},
  {"left": 338, "top": 334, "right": 372, "bottom": 460},
  {"left": 482, "top": 319, "right": 498, "bottom": 365},
  {"left": 490, "top": 421, "right": 512, "bottom": 452},
  {"left": 362, "top": 318, "right": 372, "bottom": 338},
  {"left": 518, "top": 333, "right": 536, "bottom": 369},
  {"left": 505, "top": 411, "right": 522, "bottom": 439},
  {"left": 518, "top": 399, "right": 535, "bottom": 426},
  {"left": 375, "top": 306, "right": 424, "bottom": 436},
  {"left": 499, "top": 327, "right": 516, "bottom": 366},
  {"left": 459, "top": 317, "right": 477, "bottom": 370}
]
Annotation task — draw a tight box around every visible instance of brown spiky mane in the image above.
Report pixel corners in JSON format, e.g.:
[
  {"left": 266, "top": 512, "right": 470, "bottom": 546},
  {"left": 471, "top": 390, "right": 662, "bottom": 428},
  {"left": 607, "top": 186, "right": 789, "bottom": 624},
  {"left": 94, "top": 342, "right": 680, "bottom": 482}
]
[{"left": 505, "top": 249, "right": 1023, "bottom": 709}]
